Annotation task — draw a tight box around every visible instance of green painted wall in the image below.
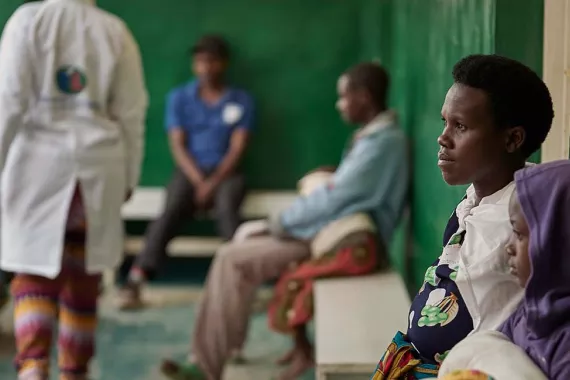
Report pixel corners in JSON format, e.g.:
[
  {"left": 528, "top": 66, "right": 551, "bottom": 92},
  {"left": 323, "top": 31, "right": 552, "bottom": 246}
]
[
  {"left": 365, "top": 0, "right": 496, "bottom": 287},
  {"left": 0, "top": 0, "right": 544, "bottom": 287},
  {"left": 495, "top": 0, "right": 544, "bottom": 164},
  {"left": 100, "top": 0, "right": 368, "bottom": 189},
  {"left": 0, "top": 1, "right": 364, "bottom": 189},
  {"left": 0, "top": 1, "right": 20, "bottom": 25}
]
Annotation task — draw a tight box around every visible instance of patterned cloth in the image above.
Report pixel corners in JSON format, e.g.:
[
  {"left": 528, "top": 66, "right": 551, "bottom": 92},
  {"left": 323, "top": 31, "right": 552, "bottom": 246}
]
[
  {"left": 11, "top": 241, "right": 100, "bottom": 380},
  {"left": 405, "top": 206, "right": 473, "bottom": 365},
  {"left": 370, "top": 206, "right": 476, "bottom": 379},
  {"left": 440, "top": 370, "right": 495, "bottom": 380},
  {"left": 370, "top": 331, "right": 439, "bottom": 379},
  {"left": 11, "top": 187, "right": 99, "bottom": 380},
  {"left": 268, "top": 232, "right": 379, "bottom": 333}
]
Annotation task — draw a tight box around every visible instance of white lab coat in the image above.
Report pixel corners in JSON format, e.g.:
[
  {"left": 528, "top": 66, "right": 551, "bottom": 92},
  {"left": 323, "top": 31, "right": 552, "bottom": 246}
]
[{"left": 0, "top": 0, "right": 148, "bottom": 278}]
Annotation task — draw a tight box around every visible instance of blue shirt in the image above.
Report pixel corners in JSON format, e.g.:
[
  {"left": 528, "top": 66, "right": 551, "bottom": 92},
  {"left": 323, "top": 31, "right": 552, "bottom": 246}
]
[
  {"left": 165, "top": 80, "right": 255, "bottom": 170},
  {"left": 405, "top": 207, "right": 473, "bottom": 365},
  {"left": 279, "top": 111, "right": 408, "bottom": 246}
]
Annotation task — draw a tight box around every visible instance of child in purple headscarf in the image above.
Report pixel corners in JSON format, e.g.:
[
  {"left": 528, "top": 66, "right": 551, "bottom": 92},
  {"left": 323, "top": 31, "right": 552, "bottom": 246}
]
[{"left": 501, "top": 159, "right": 570, "bottom": 380}]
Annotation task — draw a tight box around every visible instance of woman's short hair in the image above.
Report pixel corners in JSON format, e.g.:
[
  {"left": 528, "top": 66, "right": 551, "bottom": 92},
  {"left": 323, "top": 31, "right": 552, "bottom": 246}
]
[{"left": 452, "top": 54, "right": 554, "bottom": 158}]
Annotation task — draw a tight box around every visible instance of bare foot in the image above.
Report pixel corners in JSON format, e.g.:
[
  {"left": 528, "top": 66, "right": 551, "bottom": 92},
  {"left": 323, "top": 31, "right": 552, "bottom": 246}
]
[
  {"left": 276, "top": 348, "right": 295, "bottom": 366},
  {"left": 277, "top": 350, "right": 314, "bottom": 380}
]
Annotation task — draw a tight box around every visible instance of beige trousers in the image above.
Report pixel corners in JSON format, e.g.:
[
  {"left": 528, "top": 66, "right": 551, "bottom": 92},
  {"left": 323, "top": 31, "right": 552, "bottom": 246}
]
[{"left": 192, "top": 235, "right": 310, "bottom": 380}]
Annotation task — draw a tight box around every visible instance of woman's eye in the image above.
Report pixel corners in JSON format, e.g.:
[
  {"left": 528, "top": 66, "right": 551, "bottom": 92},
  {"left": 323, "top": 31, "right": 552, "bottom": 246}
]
[{"left": 456, "top": 123, "right": 467, "bottom": 132}]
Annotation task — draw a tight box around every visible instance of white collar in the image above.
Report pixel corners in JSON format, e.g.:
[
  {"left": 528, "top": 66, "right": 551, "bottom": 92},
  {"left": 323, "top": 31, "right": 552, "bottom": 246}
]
[
  {"left": 464, "top": 182, "right": 514, "bottom": 209},
  {"left": 355, "top": 110, "right": 397, "bottom": 139},
  {"left": 458, "top": 162, "right": 535, "bottom": 225},
  {"left": 464, "top": 162, "right": 536, "bottom": 207}
]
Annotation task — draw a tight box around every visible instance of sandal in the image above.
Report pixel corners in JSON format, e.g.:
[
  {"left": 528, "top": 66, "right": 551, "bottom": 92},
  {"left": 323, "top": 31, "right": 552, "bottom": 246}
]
[
  {"left": 116, "top": 282, "right": 144, "bottom": 311},
  {"left": 160, "top": 359, "right": 206, "bottom": 380}
]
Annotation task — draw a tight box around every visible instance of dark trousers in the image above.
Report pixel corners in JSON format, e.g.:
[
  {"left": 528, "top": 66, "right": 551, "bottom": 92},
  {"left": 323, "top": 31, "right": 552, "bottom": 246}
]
[{"left": 134, "top": 169, "right": 246, "bottom": 277}]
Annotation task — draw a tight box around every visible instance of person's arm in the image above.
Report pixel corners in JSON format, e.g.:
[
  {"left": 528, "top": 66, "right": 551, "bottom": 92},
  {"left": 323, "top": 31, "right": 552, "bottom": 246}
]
[
  {"left": 168, "top": 128, "right": 204, "bottom": 186},
  {"left": 271, "top": 132, "right": 407, "bottom": 239},
  {"left": 109, "top": 24, "right": 148, "bottom": 197},
  {"left": 164, "top": 89, "right": 204, "bottom": 186},
  {"left": 207, "top": 95, "right": 255, "bottom": 187},
  {"left": 207, "top": 128, "right": 249, "bottom": 187},
  {"left": 0, "top": 9, "right": 33, "bottom": 173}
]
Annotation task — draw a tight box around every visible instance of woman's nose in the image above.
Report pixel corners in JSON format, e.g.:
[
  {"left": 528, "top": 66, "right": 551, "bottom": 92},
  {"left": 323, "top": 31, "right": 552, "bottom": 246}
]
[
  {"left": 437, "top": 126, "right": 452, "bottom": 148},
  {"left": 437, "top": 133, "right": 449, "bottom": 148}
]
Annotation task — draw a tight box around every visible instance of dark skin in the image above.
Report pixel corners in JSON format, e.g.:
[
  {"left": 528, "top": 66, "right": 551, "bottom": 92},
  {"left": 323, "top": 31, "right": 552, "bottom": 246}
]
[
  {"left": 276, "top": 74, "right": 387, "bottom": 380},
  {"left": 505, "top": 189, "right": 532, "bottom": 287},
  {"left": 439, "top": 83, "right": 526, "bottom": 202},
  {"left": 168, "top": 51, "right": 249, "bottom": 209},
  {"left": 336, "top": 74, "right": 385, "bottom": 126}
]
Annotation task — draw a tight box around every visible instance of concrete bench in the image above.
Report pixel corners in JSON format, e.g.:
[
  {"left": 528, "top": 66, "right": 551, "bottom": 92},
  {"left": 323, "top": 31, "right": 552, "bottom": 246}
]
[{"left": 314, "top": 272, "right": 411, "bottom": 380}]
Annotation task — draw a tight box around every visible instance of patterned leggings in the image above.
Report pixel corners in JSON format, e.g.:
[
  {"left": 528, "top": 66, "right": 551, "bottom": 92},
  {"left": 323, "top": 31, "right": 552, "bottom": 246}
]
[{"left": 10, "top": 240, "right": 100, "bottom": 380}]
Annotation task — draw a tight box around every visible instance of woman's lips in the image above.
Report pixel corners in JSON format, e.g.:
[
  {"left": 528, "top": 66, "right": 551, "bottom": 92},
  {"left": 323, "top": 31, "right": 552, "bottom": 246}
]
[{"left": 438, "top": 153, "right": 454, "bottom": 167}]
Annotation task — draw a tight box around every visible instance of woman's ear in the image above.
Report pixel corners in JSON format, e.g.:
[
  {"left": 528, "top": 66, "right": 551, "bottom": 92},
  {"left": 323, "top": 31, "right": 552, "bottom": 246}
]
[{"left": 506, "top": 126, "right": 526, "bottom": 154}]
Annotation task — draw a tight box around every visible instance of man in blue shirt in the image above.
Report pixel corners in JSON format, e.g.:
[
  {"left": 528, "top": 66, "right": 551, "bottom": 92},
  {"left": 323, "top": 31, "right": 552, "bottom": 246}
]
[{"left": 119, "top": 35, "right": 255, "bottom": 309}]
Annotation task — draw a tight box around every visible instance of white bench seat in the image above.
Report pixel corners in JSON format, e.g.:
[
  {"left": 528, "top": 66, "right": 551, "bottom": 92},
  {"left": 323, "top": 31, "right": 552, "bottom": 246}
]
[
  {"left": 120, "top": 188, "right": 297, "bottom": 259},
  {"left": 314, "top": 272, "right": 411, "bottom": 380},
  {"left": 124, "top": 236, "right": 223, "bottom": 257},
  {"left": 104, "top": 187, "right": 298, "bottom": 287},
  {"left": 122, "top": 188, "right": 297, "bottom": 220}
]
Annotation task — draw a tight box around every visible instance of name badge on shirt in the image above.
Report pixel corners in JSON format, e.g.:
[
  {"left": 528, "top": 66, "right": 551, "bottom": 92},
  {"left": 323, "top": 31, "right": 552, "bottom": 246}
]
[{"left": 222, "top": 103, "right": 243, "bottom": 126}]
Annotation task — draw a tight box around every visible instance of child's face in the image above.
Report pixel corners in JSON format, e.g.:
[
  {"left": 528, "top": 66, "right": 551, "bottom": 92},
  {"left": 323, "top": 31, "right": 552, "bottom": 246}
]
[{"left": 506, "top": 189, "right": 532, "bottom": 287}]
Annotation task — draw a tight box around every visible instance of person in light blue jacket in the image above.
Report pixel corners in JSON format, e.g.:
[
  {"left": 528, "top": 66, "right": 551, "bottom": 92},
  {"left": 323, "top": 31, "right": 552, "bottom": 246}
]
[
  {"left": 272, "top": 99, "right": 407, "bottom": 246},
  {"left": 160, "top": 62, "right": 409, "bottom": 380}
]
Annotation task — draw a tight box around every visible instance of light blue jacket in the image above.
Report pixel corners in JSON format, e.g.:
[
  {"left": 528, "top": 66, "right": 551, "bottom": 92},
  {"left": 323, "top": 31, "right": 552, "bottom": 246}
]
[{"left": 276, "top": 111, "right": 408, "bottom": 246}]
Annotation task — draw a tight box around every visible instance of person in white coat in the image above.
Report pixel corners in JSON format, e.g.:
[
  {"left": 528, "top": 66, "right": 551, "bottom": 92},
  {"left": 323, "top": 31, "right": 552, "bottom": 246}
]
[{"left": 0, "top": 0, "right": 147, "bottom": 379}]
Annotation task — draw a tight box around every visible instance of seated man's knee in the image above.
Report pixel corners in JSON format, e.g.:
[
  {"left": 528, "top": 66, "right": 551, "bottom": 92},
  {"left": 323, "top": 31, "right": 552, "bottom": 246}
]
[
  {"left": 214, "top": 242, "right": 253, "bottom": 276},
  {"left": 217, "top": 242, "right": 234, "bottom": 258},
  {"left": 214, "top": 243, "right": 242, "bottom": 269}
]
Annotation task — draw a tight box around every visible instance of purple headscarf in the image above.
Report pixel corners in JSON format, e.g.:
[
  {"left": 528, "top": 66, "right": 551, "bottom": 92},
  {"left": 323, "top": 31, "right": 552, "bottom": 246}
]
[{"left": 500, "top": 159, "right": 570, "bottom": 379}]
